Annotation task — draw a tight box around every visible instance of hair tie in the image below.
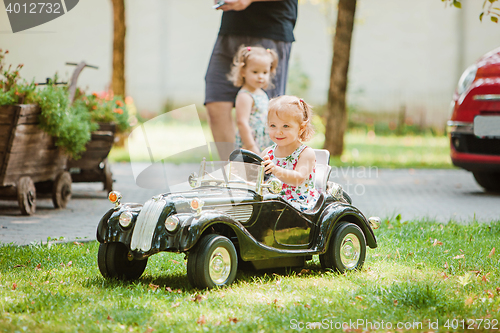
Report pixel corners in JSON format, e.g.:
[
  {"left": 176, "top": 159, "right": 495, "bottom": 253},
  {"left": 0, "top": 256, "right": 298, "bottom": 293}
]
[
  {"left": 299, "top": 98, "right": 304, "bottom": 103},
  {"left": 247, "top": 47, "right": 251, "bottom": 51},
  {"left": 266, "top": 48, "right": 271, "bottom": 53}
]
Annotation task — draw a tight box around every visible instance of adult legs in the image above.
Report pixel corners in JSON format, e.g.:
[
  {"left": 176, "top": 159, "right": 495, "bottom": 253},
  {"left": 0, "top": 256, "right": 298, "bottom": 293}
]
[{"left": 206, "top": 101, "right": 235, "bottom": 160}]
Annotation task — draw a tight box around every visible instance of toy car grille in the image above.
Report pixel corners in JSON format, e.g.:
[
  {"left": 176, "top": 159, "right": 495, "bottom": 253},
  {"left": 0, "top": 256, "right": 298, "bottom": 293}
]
[
  {"left": 216, "top": 204, "right": 253, "bottom": 223},
  {"left": 131, "top": 197, "right": 166, "bottom": 252}
]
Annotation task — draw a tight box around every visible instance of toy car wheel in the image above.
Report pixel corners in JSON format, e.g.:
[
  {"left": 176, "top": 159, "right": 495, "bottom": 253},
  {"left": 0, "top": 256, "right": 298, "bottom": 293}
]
[
  {"left": 472, "top": 171, "right": 500, "bottom": 192},
  {"left": 52, "top": 171, "right": 72, "bottom": 208},
  {"left": 320, "top": 222, "right": 366, "bottom": 273},
  {"left": 98, "top": 242, "right": 148, "bottom": 280},
  {"left": 187, "top": 234, "right": 237, "bottom": 289},
  {"left": 17, "top": 176, "right": 36, "bottom": 215}
]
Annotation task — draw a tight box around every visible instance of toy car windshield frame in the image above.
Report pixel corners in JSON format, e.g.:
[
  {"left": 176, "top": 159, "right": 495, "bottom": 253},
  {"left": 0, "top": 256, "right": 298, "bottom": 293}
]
[{"left": 191, "top": 160, "right": 267, "bottom": 194}]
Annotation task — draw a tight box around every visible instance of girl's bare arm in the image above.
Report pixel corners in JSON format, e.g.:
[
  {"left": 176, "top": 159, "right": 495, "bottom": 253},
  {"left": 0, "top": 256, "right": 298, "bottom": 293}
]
[{"left": 235, "top": 93, "right": 260, "bottom": 153}]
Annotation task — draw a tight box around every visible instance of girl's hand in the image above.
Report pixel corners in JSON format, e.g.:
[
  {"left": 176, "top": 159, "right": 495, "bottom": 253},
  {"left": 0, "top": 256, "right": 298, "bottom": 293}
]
[{"left": 262, "top": 155, "right": 276, "bottom": 174}]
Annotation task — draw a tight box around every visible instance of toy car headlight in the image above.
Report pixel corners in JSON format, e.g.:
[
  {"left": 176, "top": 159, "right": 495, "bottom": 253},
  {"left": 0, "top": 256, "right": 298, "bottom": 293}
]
[
  {"left": 119, "top": 211, "right": 133, "bottom": 228},
  {"left": 108, "top": 191, "right": 122, "bottom": 207},
  {"left": 165, "top": 215, "right": 179, "bottom": 232},
  {"left": 368, "top": 216, "right": 381, "bottom": 230}
]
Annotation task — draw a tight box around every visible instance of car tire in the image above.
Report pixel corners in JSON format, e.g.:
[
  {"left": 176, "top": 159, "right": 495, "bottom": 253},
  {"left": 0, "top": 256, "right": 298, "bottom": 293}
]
[
  {"left": 187, "top": 234, "right": 237, "bottom": 289},
  {"left": 472, "top": 171, "right": 500, "bottom": 192},
  {"left": 98, "top": 242, "right": 147, "bottom": 280},
  {"left": 319, "top": 222, "right": 366, "bottom": 273}
]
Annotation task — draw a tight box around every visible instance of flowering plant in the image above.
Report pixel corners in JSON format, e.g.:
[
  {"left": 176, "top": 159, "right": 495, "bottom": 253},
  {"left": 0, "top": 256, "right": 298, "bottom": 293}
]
[
  {"left": 72, "top": 90, "right": 133, "bottom": 133},
  {"left": 0, "top": 49, "right": 35, "bottom": 105},
  {"left": 0, "top": 50, "right": 134, "bottom": 159}
]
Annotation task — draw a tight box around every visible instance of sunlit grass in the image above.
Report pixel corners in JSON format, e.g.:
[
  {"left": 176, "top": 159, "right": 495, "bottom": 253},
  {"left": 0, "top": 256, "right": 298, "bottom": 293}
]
[
  {"left": 109, "top": 123, "right": 452, "bottom": 169},
  {"left": 1, "top": 219, "right": 499, "bottom": 332}
]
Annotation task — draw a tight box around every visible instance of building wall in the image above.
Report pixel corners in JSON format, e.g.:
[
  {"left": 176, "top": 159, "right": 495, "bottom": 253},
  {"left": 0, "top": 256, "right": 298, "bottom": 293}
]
[{"left": 1, "top": 0, "right": 499, "bottom": 127}]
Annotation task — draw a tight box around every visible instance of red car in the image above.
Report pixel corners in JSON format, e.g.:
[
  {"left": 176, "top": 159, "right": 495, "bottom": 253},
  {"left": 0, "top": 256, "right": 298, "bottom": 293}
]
[{"left": 448, "top": 47, "right": 500, "bottom": 192}]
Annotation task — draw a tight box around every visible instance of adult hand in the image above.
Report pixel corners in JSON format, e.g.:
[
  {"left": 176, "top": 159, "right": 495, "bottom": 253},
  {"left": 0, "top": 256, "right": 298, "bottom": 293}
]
[{"left": 218, "top": 0, "right": 253, "bottom": 11}]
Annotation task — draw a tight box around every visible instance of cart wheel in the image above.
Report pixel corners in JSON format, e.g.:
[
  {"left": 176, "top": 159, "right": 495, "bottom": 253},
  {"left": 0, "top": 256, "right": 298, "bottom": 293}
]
[
  {"left": 17, "top": 176, "right": 36, "bottom": 215},
  {"left": 52, "top": 171, "right": 72, "bottom": 208},
  {"left": 103, "top": 159, "right": 113, "bottom": 193}
]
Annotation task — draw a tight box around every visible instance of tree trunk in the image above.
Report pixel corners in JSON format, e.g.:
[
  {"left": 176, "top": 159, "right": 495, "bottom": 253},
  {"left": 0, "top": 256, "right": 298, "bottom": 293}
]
[
  {"left": 323, "top": 0, "right": 356, "bottom": 156},
  {"left": 111, "top": 0, "right": 126, "bottom": 97}
]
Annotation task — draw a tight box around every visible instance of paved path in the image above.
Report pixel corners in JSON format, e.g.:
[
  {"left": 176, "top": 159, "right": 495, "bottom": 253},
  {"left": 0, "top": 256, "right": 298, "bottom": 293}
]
[{"left": 0, "top": 163, "right": 498, "bottom": 245}]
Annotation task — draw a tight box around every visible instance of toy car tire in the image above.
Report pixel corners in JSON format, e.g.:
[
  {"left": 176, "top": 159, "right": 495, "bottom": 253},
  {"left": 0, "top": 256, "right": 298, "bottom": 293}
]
[
  {"left": 187, "top": 234, "right": 237, "bottom": 289},
  {"left": 472, "top": 171, "right": 500, "bottom": 192},
  {"left": 98, "top": 242, "right": 148, "bottom": 280},
  {"left": 319, "top": 222, "right": 366, "bottom": 273}
]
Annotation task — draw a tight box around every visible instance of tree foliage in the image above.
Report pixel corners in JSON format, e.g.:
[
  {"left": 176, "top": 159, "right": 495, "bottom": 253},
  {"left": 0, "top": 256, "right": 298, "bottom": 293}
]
[{"left": 442, "top": 0, "right": 500, "bottom": 23}]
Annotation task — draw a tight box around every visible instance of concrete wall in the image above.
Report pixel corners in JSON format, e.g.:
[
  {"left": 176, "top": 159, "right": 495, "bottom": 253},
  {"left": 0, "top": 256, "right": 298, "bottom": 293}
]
[{"left": 1, "top": 0, "right": 500, "bottom": 127}]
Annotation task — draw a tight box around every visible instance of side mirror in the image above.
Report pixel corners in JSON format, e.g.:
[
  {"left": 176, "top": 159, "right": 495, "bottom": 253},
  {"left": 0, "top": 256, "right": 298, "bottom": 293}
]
[
  {"left": 188, "top": 172, "right": 198, "bottom": 188},
  {"left": 326, "top": 181, "right": 344, "bottom": 200},
  {"left": 263, "top": 178, "right": 282, "bottom": 194}
]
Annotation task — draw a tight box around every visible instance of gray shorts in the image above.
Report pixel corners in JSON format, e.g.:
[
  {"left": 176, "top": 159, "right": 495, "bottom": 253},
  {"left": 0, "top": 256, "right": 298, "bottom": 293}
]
[{"left": 205, "top": 35, "right": 292, "bottom": 105}]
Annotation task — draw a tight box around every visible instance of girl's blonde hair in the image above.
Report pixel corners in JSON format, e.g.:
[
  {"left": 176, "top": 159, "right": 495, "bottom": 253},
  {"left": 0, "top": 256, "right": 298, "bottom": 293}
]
[
  {"left": 227, "top": 45, "right": 278, "bottom": 89},
  {"left": 268, "top": 95, "right": 315, "bottom": 142}
]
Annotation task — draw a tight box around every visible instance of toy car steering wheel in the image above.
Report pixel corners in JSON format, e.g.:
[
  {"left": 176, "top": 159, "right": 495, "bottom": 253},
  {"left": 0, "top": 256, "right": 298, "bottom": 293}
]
[{"left": 229, "top": 149, "right": 270, "bottom": 181}]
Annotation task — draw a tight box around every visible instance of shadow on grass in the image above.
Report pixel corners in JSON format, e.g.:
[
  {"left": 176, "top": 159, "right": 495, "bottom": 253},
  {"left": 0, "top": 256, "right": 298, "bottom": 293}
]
[{"left": 86, "top": 259, "right": 332, "bottom": 292}]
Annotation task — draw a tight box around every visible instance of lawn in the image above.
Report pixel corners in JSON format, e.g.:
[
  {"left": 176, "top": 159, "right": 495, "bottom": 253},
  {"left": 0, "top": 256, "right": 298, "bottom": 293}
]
[
  {"left": 1, "top": 219, "right": 499, "bottom": 332},
  {"left": 108, "top": 120, "right": 452, "bottom": 169}
]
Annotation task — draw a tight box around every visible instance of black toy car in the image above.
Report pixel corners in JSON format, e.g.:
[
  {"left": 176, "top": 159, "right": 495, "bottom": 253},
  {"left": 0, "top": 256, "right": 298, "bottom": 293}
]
[{"left": 97, "top": 149, "right": 380, "bottom": 289}]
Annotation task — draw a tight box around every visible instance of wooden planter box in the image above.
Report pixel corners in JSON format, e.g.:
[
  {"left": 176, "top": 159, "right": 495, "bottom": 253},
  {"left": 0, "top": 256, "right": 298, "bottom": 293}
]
[
  {"left": 67, "top": 122, "right": 115, "bottom": 193},
  {"left": 0, "top": 104, "right": 71, "bottom": 215}
]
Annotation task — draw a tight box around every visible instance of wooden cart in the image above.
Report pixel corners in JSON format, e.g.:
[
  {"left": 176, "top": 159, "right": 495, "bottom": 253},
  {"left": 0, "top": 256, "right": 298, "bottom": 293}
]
[
  {"left": 67, "top": 122, "right": 115, "bottom": 193},
  {"left": 0, "top": 104, "right": 71, "bottom": 215},
  {"left": 63, "top": 62, "right": 115, "bottom": 193}
]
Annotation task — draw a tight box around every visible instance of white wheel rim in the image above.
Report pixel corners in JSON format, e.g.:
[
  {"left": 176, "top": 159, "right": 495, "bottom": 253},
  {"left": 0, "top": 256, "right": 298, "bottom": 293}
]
[
  {"left": 209, "top": 246, "right": 231, "bottom": 284},
  {"left": 340, "top": 233, "right": 361, "bottom": 269}
]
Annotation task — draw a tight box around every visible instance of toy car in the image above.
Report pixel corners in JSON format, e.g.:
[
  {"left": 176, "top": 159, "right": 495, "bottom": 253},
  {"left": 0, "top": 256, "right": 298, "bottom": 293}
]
[
  {"left": 447, "top": 46, "right": 500, "bottom": 192},
  {"left": 96, "top": 149, "right": 380, "bottom": 289}
]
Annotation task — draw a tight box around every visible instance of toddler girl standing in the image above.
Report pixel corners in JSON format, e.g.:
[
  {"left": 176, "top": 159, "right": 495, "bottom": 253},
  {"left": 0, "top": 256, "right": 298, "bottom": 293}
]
[
  {"left": 262, "top": 95, "right": 319, "bottom": 211},
  {"left": 227, "top": 45, "right": 278, "bottom": 153}
]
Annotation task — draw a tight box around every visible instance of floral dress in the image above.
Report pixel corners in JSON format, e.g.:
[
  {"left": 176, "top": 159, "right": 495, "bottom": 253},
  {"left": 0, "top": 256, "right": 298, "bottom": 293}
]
[
  {"left": 267, "top": 144, "right": 319, "bottom": 211},
  {"left": 235, "top": 89, "right": 273, "bottom": 151}
]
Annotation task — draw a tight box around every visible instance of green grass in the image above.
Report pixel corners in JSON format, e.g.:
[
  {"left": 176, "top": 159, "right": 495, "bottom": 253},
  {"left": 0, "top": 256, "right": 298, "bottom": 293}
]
[
  {"left": 1, "top": 219, "right": 499, "bottom": 332},
  {"left": 109, "top": 122, "right": 452, "bottom": 169}
]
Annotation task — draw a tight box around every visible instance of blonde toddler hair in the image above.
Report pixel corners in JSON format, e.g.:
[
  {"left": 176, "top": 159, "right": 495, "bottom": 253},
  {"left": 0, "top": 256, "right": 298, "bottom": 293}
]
[
  {"left": 268, "top": 95, "right": 315, "bottom": 142},
  {"left": 227, "top": 45, "right": 278, "bottom": 89}
]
